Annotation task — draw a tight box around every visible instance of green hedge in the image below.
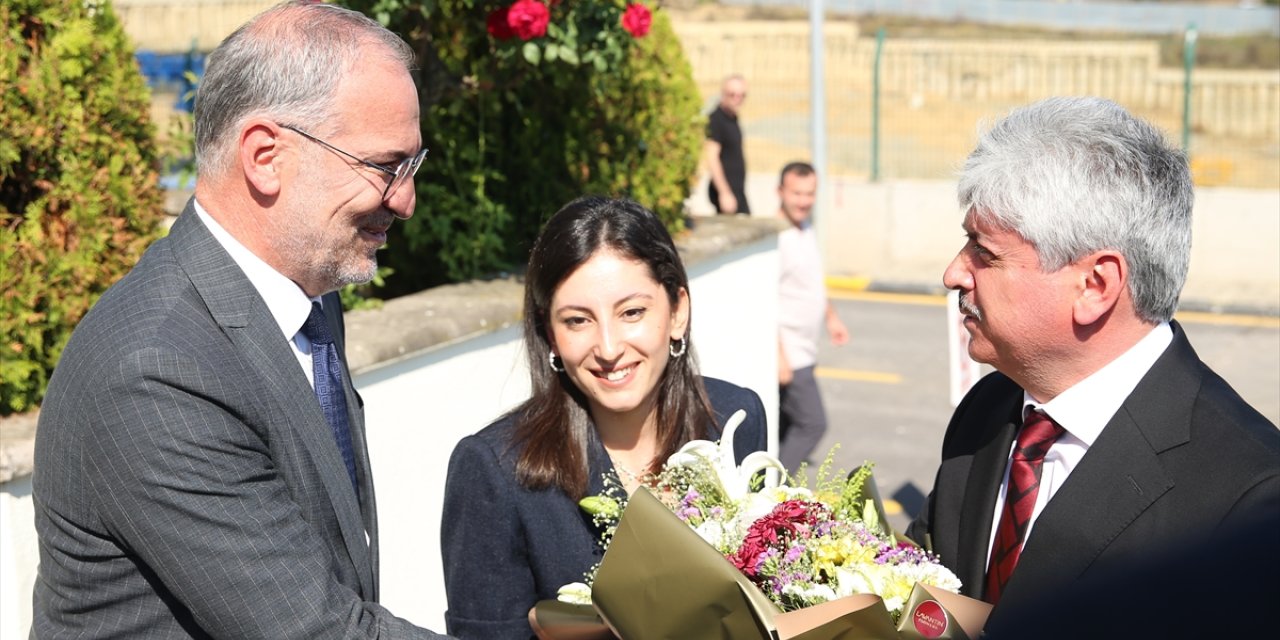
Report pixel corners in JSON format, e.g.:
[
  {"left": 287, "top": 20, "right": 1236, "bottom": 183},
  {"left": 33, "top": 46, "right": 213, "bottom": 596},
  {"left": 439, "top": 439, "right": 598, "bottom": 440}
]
[
  {"left": 340, "top": 0, "right": 704, "bottom": 296},
  {"left": 0, "top": 0, "right": 165, "bottom": 415}
]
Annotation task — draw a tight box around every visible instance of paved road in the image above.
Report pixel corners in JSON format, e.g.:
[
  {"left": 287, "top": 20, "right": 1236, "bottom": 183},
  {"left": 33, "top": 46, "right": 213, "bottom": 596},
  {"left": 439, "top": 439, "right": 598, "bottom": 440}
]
[{"left": 808, "top": 290, "right": 1280, "bottom": 532}]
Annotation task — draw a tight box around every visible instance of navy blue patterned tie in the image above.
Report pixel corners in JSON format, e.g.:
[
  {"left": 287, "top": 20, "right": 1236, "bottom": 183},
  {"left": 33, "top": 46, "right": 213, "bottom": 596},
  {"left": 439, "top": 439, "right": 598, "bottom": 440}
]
[{"left": 302, "top": 302, "right": 359, "bottom": 498}]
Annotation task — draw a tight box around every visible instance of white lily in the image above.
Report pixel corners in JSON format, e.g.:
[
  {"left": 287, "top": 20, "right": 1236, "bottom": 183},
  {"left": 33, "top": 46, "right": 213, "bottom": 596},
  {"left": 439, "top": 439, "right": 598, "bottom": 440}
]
[{"left": 665, "top": 409, "right": 788, "bottom": 501}]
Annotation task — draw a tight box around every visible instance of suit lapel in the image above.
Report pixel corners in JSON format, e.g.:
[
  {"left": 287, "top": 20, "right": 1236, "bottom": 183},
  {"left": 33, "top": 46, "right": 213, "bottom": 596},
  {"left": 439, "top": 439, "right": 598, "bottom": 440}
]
[
  {"left": 169, "top": 204, "right": 376, "bottom": 598},
  {"left": 955, "top": 398, "right": 1020, "bottom": 596},
  {"left": 1006, "top": 408, "right": 1172, "bottom": 607},
  {"left": 1001, "top": 324, "right": 1199, "bottom": 610}
]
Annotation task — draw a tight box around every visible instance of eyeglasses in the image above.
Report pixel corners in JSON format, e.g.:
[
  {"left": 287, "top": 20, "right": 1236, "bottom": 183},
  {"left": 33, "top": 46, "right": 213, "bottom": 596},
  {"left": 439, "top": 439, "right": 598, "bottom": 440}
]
[{"left": 278, "top": 123, "right": 427, "bottom": 201}]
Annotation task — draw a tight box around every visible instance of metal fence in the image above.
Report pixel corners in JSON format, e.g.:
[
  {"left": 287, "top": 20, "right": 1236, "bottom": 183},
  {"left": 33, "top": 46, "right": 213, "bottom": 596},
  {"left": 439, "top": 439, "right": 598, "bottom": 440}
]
[
  {"left": 673, "top": 20, "right": 1280, "bottom": 189},
  {"left": 117, "top": 3, "right": 1280, "bottom": 190},
  {"left": 725, "top": 0, "right": 1280, "bottom": 37}
]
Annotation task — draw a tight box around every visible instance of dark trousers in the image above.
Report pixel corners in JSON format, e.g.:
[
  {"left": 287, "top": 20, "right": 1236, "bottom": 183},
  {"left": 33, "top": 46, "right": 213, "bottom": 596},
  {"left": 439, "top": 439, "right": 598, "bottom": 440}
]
[{"left": 778, "top": 365, "right": 828, "bottom": 471}]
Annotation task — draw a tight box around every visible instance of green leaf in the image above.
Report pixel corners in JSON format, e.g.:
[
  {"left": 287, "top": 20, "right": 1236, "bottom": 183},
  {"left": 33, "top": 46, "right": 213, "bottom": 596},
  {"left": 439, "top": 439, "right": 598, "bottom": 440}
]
[
  {"left": 560, "top": 46, "right": 579, "bottom": 66},
  {"left": 579, "top": 495, "right": 621, "bottom": 519},
  {"left": 545, "top": 44, "right": 559, "bottom": 62},
  {"left": 522, "top": 41, "right": 541, "bottom": 65}
]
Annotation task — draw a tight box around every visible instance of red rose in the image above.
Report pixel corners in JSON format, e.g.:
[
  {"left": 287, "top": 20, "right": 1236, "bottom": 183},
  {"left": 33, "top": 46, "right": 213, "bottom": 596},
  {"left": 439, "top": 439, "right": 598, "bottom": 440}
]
[
  {"left": 506, "top": 0, "right": 550, "bottom": 41},
  {"left": 487, "top": 6, "right": 514, "bottom": 40},
  {"left": 621, "top": 3, "right": 652, "bottom": 38}
]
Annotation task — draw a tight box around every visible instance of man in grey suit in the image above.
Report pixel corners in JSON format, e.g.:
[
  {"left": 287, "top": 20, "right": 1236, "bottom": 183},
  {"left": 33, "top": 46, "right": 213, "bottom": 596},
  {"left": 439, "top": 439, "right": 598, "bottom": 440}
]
[
  {"left": 32, "top": 2, "right": 450, "bottom": 637},
  {"left": 907, "top": 97, "right": 1280, "bottom": 630}
]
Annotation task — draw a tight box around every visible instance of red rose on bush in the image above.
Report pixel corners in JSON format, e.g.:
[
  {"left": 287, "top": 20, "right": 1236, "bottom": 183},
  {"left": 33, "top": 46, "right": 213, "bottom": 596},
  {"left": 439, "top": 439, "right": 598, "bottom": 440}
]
[
  {"left": 487, "top": 6, "right": 514, "bottom": 40},
  {"left": 506, "top": 0, "right": 550, "bottom": 41},
  {"left": 621, "top": 3, "right": 652, "bottom": 38}
]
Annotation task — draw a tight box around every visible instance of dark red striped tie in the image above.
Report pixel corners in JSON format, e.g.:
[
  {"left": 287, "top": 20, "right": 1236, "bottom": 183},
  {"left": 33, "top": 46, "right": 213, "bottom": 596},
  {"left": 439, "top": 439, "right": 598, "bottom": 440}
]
[{"left": 985, "top": 409, "right": 1064, "bottom": 605}]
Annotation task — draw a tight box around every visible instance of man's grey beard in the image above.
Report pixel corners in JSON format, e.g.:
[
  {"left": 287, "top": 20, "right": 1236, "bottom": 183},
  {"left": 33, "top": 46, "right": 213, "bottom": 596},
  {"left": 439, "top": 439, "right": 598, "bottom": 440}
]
[{"left": 334, "top": 253, "right": 378, "bottom": 288}]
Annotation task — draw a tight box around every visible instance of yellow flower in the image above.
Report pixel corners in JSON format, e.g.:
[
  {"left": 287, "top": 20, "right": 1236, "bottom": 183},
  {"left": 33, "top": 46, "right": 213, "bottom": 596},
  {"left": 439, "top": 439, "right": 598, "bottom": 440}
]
[
  {"left": 814, "top": 490, "right": 842, "bottom": 507},
  {"left": 811, "top": 534, "right": 876, "bottom": 577}
]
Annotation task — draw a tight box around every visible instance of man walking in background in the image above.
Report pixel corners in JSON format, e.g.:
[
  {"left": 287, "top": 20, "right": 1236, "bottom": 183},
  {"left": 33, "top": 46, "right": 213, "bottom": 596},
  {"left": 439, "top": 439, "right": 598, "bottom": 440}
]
[
  {"left": 32, "top": 2, "right": 450, "bottom": 637},
  {"left": 776, "top": 162, "right": 849, "bottom": 471},
  {"left": 705, "top": 73, "right": 750, "bottom": 215}
]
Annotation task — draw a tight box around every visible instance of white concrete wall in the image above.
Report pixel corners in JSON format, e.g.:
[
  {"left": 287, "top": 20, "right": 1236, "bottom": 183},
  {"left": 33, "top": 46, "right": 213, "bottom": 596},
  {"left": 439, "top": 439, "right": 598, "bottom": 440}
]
[
  {"left": 354, "top": 235, "right": 781, "bottom": 631},
  {"left": 0, "top": 477, "right": 34, "bottom": 640}
]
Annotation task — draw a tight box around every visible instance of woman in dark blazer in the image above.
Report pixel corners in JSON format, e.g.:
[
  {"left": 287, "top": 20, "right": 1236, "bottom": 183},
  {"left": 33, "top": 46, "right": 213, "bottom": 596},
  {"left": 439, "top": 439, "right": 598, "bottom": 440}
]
[{"left": 440, "top": 197, "right": 767, "bottom": 640}]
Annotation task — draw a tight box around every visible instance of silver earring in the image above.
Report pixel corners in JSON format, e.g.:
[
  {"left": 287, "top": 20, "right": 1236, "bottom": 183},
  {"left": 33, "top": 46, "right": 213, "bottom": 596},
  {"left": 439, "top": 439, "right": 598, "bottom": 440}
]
[
  {"left": 669, "top": 337, "right": 687, "bottom": 358},
  {"left": 549, "top": 351, "right": 566, "bottom": 373}
]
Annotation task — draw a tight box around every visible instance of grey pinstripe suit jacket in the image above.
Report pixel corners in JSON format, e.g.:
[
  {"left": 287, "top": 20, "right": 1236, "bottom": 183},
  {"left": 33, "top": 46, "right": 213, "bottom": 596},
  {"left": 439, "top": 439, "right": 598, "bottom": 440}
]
[{"left": 32, "top": 202, "right": 449, "bottom": 639}]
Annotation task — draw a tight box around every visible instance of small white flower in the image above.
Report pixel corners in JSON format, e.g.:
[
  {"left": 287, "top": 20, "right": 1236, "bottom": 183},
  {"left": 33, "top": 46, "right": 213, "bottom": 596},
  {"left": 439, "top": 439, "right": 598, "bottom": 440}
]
[
  {"left": 556, "top": 582, "right": 593, "bottom": 605},
  {"left": 741, "top": 491, "right": 784, "bottom": 523},
  {"left": 781, "top": 582, "right": 837, "bottom": 604},
  {"left": 894, "top": 560, "right": 963, "bottom": 593},
  {"left": 694, "top": 519, "right": 726, "bottom": 548}
]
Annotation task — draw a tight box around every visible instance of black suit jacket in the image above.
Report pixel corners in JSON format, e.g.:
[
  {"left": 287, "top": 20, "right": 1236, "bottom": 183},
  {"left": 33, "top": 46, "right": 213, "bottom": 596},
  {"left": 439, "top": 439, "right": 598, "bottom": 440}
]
[
  {"left": 439, "top": 377, "right": 768, "bottom": 640},
  {"left": 907, "top": 322, "right": 1280, "bottom": 627},
  {"left": 32, "top": 203, "right": 448, "bottom": 638}
]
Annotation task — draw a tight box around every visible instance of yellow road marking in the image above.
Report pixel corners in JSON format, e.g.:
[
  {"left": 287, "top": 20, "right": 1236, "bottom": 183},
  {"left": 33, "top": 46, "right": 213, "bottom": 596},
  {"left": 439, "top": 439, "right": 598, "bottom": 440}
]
[
  {"left": 815, "top": 367, "right": 903, "bottom": 384},
  {"left": 825, "top": 275, "right": 872, "bottom": 291}
]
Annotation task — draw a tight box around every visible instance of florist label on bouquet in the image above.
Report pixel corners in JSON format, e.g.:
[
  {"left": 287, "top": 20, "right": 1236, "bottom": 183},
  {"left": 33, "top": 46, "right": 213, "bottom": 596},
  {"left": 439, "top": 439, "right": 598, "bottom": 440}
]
[
  {"left": 895, "top": 584, "right": 991, "bottom": 640},
  {"left": 910, "top": 601, "right": 948, "bottom": 639}
]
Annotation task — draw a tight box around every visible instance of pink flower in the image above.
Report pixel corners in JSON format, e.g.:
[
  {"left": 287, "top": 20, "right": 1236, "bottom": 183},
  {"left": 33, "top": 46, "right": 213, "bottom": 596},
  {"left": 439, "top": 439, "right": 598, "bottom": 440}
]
[
  {"left": 506, "top": 0, "right": 550, "bottom": 41},
  {"left": 621, "top": 3, "right": 652, "bottom": 38},
  {"left": 487, "top": 6, "right": 514, "bottom": 40}
]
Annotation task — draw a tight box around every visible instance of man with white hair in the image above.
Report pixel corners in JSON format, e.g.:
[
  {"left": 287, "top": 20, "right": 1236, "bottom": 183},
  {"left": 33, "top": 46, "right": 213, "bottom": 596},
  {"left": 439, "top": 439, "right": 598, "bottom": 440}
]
[{"left": 907, "top": 96, "right": 1280, "bottom": 628}]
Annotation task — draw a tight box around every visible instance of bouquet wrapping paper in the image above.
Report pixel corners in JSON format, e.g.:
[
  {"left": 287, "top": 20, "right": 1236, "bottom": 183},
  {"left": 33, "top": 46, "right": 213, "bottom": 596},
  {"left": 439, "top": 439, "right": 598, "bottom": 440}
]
[{"left": 533, "top": 489, "right": 991, "bottom": 640}]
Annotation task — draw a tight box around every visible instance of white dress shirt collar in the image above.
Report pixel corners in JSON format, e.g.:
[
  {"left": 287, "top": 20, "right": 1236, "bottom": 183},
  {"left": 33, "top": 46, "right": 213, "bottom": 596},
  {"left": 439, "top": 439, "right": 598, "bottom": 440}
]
[
  {"left": 192, "top": 200, "right": 316, "bottom": 340},
  {"left": 1024, "top": 321, "right": 1174, "bottom": 445}
]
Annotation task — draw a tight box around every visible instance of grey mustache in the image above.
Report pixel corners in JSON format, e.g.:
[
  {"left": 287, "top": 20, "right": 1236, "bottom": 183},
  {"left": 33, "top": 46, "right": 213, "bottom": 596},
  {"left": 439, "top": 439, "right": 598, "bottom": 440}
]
[{"left": 959, "top": 293, "right": 982, "bottom": 322}]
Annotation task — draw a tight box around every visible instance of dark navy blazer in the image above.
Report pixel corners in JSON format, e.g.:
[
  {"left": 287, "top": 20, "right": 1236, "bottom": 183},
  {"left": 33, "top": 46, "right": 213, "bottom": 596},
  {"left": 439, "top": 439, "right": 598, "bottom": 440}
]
[{"left": 440, "top": 377, "right": 768, "bottom": 640}]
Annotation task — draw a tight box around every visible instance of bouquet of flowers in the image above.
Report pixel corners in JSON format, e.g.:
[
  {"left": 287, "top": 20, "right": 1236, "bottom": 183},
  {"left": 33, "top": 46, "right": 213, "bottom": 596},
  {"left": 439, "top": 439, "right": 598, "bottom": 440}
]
[
  {"left": 534, "top": 411, "right": 991, "bottom": 640},
  {"left": 660, "top": 422, "right": 960, "bottom": 619}
]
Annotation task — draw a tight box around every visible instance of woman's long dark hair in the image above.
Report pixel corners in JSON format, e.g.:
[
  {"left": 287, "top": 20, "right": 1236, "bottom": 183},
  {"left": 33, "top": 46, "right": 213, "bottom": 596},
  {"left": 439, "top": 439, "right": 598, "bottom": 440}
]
[{"left": 513, "top": 196, "right": 715, "bottom": 499}]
